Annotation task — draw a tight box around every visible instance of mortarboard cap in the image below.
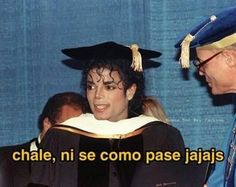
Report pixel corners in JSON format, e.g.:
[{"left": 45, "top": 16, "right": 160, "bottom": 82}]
[
  {"left": 175, "top": 6, "right": 236, "bottom": 68},
  {"left": 62, "top": 41, "right": 161, "bottom": 72}
]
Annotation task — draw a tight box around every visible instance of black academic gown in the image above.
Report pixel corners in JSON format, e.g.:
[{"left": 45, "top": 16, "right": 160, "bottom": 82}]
[
  {"left": 0, "top": 139, "right": 37, "bottom": 187},
  {"left": 31, "top": 120, "right": 186, "bottom": 187}
]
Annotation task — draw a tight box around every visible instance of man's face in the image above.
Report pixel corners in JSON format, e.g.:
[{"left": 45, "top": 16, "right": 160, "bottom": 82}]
[
  {"left": 196, "top": 48, "right": 235, "bottom": 94},
  {"left": 86, "top": 68, "right": 133, "bottom": 122},
  {"left": 41, "top": 105, "right": 82, "bottom": 139}
]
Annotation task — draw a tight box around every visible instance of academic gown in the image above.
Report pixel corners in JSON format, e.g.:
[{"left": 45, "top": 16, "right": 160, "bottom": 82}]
[{"left": 31, "top": 115, "right": 186, "bottom": 187}]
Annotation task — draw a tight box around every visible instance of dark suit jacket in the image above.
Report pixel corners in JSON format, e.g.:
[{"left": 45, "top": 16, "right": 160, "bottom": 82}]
[{"left": 0, "top": 139, "right": 36, "bottom": 187}]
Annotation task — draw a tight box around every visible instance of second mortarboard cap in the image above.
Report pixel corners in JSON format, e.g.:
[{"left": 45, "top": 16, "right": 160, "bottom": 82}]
[
  {"left": 175, "top": 6, "right": 236, "bottom": 68},
  {"left": 62, "top": 41, "right": 161, "bottom": 72}
]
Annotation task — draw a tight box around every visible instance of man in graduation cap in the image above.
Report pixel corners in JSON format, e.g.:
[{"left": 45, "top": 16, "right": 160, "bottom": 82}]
[
  {"left": 175, "top": 6, "right": 236, "bottom": 187},
  {"left": 31, "top": 41, "right": 186, "bottom": 187}
]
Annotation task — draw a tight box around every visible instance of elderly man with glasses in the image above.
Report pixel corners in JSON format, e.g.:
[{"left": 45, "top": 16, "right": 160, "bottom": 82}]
[{"left": 176, "top": 6, "right": 236, "bottom": 187}]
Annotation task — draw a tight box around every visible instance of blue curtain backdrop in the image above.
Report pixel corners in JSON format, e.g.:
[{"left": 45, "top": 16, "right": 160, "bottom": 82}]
[{"left": 1, "top": 0, "right": 235, "bottom": 149}]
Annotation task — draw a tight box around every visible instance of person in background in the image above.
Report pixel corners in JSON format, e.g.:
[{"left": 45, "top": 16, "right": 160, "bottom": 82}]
[
  {"left": 0, "top": 91, "right": 86, "bottom": 187},
  {"left": 175, "top": 6, "right": 236, "bottom": 187},
  {"left": 34, "top": 91, "right": 86, "bottom": 150},
  {"left": 142, "top": 96, "right": 171, "bottom": 124}
]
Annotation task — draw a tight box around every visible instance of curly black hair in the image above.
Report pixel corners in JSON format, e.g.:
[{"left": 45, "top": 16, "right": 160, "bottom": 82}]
[{"left": 81, "top": 59, "right": 145, "bottom": 118}]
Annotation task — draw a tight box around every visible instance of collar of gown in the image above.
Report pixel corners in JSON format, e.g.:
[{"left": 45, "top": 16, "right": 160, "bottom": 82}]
[{"left": 59, "top": 113, "right": 159, "bottom": 136}]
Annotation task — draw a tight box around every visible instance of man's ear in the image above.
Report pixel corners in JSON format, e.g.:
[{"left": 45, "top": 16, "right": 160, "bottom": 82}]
[
  {"left": 42, "top": 117, "right": 52, "bottom": 133},
  {"left": 223, "top": 50, "right": 236, "bottom": 68},
  {"left": 126, "top": 83, "right": 137, "bottom": 101}
]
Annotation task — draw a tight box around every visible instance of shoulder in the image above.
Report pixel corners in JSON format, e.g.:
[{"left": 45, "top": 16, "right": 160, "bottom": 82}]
[
  {"left": 141, "top": 121, "right": 185, "bottom": 152},
  {"left": 0, "top": 141, "right": 31, "bottom": 154},
  {"left": 40, "top": 127, "right": 82, "bottom": 150},
  {"left": 144, "top": 121, "right": 182, "bottom": 135}
]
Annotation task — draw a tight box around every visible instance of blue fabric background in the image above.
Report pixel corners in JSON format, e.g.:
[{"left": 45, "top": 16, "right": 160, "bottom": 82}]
[{"left": 1, "top": 0, "right": 235, "bottom": 149}]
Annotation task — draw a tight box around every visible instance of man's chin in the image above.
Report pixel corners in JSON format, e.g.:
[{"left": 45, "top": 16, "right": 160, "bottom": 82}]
[
  {"left": 94, "top": 114, "right": 109, "bottom": 120},
  {"left": 211, "top": 89, "right": 219, "bottom": 95},
  {"left": 211, "top": 88, "right": 224, "bottom": 95}
]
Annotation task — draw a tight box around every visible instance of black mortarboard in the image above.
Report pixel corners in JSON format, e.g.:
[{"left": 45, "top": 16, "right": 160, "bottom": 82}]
[
  {"left": 62, "top": 41, "right": 161, "bottom": 72},
  {"left": 175, "top": 6, "right": 236, "bottom": 68}
]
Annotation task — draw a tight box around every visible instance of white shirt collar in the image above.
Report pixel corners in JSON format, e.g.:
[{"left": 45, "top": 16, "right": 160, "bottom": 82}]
[{"left": 30, "top": 134, "right": 41, "bottom": 151}]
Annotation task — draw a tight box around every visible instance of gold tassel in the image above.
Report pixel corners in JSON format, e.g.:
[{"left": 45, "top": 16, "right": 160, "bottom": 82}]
[
  {"left": 130, "top": 44, "right": 143, "bottom": 72},
  {"left": 178, "top": 15, "right": 217, "bottom": 68},
  {"left": 179, "top": 34, "right": 195, "bottom": 68}
]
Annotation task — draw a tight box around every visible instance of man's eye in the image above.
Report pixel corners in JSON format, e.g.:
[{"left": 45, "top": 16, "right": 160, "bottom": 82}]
[
  {"left": 87, "top": 84, "right": 95, "bottom": 90},
  {"left": 106, "top": 85, "right": 116, "bottom": 90}
]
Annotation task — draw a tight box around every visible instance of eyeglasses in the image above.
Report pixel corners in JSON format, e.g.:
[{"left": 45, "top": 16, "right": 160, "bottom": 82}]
[{"left": 193, "top": 51, "right": 223, "bottom": 69}]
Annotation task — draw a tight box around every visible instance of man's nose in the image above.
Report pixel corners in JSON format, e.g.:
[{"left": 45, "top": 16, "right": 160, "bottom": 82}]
[{"left": 95, "top": 86, "right": 104, "bottom": 99}]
